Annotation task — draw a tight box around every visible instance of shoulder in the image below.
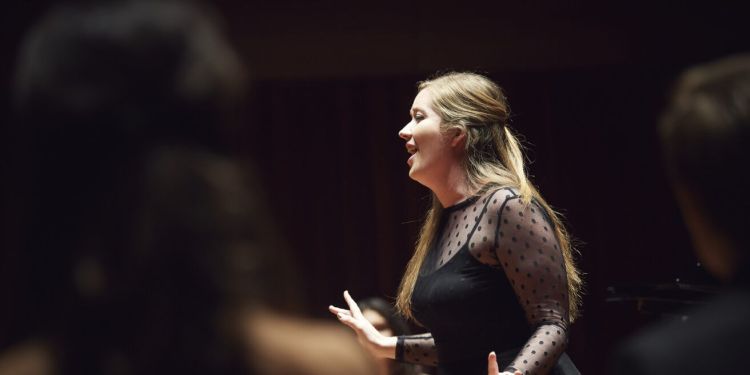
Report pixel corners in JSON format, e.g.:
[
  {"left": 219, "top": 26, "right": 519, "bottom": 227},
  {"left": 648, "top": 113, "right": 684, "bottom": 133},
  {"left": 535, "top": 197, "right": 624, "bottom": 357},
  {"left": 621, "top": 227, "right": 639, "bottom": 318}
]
[
  {"left": 481, "top": 186, "right": 520, "bottom": 214},
  {"left": 245, "top": 311, "right": 376, "bottom": 375},
  {"left": 0, "top": 340, "right": 55, "bottom": 375},
  {"left": 613, "top": 290, "right": 750, "bottom": 374},
  {"left": 482, "top": 187, "right": 550, "bottom": 227}
]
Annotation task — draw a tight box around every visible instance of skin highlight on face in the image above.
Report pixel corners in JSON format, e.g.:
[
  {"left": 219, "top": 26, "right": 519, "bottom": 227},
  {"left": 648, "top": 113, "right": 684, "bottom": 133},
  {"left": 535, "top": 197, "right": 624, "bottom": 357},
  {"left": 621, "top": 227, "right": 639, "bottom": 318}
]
[
  {"left": 398, "top": 88, "right": 469, "bottom": 207},
  {"left": 399, "top": 89, "right": 447, "bottom": 181}
]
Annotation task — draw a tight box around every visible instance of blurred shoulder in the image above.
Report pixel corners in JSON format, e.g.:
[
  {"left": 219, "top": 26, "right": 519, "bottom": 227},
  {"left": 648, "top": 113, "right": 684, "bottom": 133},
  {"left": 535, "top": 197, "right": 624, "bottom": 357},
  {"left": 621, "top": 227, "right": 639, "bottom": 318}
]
[
  {"left": 244, "top": 310, "right": 376, "bottom": 375},
  {"left": 613, "top": 290, "right": 750, "bottom": 374},
  {"left": 0, "top": 340, "right": 55, "bottom": 375}
]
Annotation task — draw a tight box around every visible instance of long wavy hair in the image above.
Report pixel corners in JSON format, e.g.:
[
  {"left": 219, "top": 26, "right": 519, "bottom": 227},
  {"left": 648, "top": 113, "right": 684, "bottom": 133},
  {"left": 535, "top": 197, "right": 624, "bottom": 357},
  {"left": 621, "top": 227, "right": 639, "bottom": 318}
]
[{"left": 395, "top": 72, "right": 583, "bottom": 322}]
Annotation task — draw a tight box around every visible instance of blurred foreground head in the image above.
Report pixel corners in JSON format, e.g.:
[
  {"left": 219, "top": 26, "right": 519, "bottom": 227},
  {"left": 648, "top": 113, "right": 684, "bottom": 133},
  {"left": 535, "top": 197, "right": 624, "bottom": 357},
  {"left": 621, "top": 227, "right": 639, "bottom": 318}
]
[
  {"left": 13, "top": 0, "right": 246, "bottom": 149},
  {"left": 659, "top": 54, "right": 750, "bottom": 281},
  {"left": 2, "top": 1, "right": 302, "bottom": 374}
]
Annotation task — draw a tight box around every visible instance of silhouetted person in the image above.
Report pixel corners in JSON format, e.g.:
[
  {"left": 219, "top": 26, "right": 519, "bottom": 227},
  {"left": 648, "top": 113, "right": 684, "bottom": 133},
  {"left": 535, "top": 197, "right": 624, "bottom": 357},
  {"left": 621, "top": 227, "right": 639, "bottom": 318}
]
[
  {"left": 612, "top": 54, "right": 750, "bottom": 375},
  {"left": 0, "top": 1, "right": 373, "bottom": 374}
]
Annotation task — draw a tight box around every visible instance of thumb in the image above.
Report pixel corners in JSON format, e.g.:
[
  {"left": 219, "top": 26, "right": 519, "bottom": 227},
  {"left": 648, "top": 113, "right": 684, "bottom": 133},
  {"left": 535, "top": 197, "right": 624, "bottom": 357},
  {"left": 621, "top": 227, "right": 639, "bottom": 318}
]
[{"left": 487, "top": 351, "right": 500, "bottom": 375}]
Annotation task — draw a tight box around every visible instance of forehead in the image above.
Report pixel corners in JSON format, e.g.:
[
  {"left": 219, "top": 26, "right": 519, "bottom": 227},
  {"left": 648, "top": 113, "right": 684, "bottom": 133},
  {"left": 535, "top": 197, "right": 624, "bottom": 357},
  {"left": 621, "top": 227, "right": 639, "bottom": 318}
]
[{"left": 411, "top": 88, "right": 435, "bottom": 112}]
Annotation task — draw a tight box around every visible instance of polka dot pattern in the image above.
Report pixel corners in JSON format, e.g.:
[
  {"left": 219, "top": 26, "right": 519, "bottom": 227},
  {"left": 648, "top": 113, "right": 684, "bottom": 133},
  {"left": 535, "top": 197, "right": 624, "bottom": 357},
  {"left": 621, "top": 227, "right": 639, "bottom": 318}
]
[
  {"left": 399, "top": 333, "right": 438, "bottom": 366},
  {"left": 488, "top": 190, "right": 570, "bottom": 374},
  {"left": 427, "top": 202, "right": 490, "bottom": 270},
  {"left": 400, "top": 187, "right": 571, "bottom": 373}
]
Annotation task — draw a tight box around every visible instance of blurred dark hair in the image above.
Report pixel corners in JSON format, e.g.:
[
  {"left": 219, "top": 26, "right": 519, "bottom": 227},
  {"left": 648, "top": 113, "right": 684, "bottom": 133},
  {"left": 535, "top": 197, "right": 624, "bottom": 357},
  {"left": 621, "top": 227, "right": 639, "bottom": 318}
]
[
  {"left": 1, "top": 1, "right": 296, "bottom": 374},
  {"left": 659, "top": 54, "right": 750, "bottom": 255},
  {"left": 12, "top": 0, "right": 246, "bottom": 151},
  {"left": 358, "top": 297, "right": 419, "bottom": 375},
  {"left": 8, "top": 0, "right": 247, "bottom": 246},
  {"left": 358, "top": 297, "right": 411, "bottom": 337},
  {"left": 112, "top": 146, "right": 295, "bottom": 375}
]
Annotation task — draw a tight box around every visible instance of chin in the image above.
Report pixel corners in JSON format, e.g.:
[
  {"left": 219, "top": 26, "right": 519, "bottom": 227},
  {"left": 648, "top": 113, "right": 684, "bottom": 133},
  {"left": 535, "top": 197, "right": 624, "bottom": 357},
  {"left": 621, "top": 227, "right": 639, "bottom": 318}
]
[
  {"left": 408, "top": 171, "right": 430, "bottom": 190},
  {"left": 407, "top": 167, "right": 420, "bottom": 181}
]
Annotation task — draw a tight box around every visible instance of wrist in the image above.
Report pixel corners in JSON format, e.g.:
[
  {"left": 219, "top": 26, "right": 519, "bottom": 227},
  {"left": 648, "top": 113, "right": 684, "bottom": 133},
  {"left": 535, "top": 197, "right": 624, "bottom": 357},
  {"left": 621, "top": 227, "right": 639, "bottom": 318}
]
[{"left": 377, "top": 335, "right": 397, "bottom": 359}]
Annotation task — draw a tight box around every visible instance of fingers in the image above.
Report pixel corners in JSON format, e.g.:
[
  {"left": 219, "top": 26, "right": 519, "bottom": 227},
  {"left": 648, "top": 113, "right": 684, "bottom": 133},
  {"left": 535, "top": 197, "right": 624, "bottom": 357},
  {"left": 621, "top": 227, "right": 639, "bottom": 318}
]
[
  {"left": 335, "top": 310, "right": 363, "bottom": 332},
  {"left": 343, "top": 290, "right": 364, "bottom": 319},
  {"left": 487, "top": 351, "right": 499, "bottom": 375},
  {"left": 328, "top": 305, "right": 352, "bottom": 317}
]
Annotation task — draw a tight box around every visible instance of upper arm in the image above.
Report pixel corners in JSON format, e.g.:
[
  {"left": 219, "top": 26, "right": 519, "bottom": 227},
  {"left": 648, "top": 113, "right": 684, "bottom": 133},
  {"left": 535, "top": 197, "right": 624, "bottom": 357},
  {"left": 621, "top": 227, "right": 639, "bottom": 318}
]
[{"left": 492, "top": 195, "right": 570, "bottom": 328}]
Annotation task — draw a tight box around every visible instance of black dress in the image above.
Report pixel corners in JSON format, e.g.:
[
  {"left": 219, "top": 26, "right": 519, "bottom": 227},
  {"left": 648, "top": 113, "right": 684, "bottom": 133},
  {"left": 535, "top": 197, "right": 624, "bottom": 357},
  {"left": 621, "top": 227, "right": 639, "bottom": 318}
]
[{"left": 395, "top": 187, "right": 578, "bottom": 375}]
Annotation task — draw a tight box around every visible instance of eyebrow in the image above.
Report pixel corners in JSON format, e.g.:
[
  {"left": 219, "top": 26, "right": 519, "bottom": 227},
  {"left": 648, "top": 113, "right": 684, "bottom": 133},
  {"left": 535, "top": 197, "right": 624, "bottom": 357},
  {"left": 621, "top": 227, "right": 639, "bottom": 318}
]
[{"left": 410, "top": 106, "right": 425, "bottom": 115}]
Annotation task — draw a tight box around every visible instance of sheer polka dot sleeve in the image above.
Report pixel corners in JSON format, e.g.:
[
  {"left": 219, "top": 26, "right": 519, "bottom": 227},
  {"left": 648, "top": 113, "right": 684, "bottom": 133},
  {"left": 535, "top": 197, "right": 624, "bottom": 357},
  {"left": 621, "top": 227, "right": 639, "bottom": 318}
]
[
  {"left": 395, "top": 333, "right": 438, "bottom": 366},
  {"left": 489, "top": 192, "right": 570, "bottom": 374}
]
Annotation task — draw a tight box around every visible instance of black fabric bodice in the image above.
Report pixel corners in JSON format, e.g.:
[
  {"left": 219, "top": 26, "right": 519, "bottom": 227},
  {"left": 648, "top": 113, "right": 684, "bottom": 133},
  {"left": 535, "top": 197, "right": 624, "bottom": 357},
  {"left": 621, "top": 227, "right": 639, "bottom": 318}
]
[
  {"left": 411, "top": 199, "right": 530, "bottom": 364},
  {"left": 397, "top": 187, "right": 571, "bottom": 375}
]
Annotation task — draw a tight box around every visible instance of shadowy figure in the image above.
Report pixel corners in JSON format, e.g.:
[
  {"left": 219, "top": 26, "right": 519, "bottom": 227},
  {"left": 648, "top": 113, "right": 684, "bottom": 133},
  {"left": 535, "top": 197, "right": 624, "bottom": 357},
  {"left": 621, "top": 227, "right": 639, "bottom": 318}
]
[
  {"left": 0, "top": 1, "right": 372, "bottom": 374},
  {"left": 612, "top": 54, "right": 750, "bottom": 375}
]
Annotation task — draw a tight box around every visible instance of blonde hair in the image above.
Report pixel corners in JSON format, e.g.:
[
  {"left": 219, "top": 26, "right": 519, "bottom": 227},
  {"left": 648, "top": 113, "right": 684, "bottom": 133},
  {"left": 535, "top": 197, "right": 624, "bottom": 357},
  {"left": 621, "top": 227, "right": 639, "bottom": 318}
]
[{"left": 395, "top": 72, "right": 583, "bottom": 322}]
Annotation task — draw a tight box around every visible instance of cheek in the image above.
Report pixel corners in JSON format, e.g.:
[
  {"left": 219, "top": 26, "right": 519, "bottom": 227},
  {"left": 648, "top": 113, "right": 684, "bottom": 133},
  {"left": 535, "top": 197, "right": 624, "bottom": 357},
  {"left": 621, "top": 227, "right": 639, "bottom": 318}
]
[
  {"left": 419, "top": 140, "right": 450, "bottom": 164},
  {"left": 415, "top": 131, "right": 444, "bottom": 154}
]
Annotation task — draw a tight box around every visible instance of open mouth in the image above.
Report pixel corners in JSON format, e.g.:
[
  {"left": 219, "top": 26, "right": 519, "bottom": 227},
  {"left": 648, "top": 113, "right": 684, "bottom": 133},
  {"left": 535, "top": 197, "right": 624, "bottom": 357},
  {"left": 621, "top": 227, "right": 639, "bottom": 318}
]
[{"left": 406, "top": 145, "right": 418, "bottom": 165}]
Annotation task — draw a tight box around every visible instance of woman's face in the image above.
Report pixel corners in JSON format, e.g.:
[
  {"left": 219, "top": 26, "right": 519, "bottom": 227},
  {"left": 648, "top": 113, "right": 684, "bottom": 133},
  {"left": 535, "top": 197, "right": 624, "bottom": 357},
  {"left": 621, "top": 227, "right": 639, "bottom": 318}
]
[{"left": 398, "top": 88, "right": 459, "bottom": 188}]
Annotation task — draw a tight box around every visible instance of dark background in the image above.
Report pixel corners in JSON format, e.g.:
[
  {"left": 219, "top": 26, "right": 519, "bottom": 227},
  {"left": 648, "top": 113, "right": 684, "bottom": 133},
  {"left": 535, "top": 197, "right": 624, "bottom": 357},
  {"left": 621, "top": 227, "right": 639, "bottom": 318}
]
[{"left": 2, "top": 0, "right": 749, "bottom": 373}]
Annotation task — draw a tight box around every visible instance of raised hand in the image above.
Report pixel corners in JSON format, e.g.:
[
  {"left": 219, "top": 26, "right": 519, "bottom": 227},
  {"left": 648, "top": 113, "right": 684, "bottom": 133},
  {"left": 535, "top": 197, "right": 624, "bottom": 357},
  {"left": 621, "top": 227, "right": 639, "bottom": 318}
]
[
  {"left": 488, "top": 351, "right": 523, "bottom": 375},
  {"left": 328, "top": 290, "right": 396, "bottom": 359}
]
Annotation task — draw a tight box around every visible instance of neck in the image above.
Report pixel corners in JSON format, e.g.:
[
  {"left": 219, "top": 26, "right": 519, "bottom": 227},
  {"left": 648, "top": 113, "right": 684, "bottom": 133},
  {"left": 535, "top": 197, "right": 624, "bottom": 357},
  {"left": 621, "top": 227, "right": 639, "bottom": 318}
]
[
  {"left": 676, "top": 186, "right": 738, "bottom": 282},
  {"left": 429, "top": 163, "right": 472, "bottom": 208}
]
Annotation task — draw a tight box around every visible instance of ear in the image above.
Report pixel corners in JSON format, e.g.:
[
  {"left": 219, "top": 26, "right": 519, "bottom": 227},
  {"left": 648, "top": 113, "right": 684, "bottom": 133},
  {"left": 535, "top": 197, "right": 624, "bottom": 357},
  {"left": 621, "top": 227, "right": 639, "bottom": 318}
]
[{"left": 447, "top": 128, "right": 466, "bottom": 148}]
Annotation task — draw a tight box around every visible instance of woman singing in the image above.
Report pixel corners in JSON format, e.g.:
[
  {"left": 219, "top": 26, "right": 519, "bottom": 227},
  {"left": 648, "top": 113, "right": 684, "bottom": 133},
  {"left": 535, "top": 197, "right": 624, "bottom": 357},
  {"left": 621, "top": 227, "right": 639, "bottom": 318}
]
[{"left": 330, "top": 72, "right": 582, "bottom": 375}]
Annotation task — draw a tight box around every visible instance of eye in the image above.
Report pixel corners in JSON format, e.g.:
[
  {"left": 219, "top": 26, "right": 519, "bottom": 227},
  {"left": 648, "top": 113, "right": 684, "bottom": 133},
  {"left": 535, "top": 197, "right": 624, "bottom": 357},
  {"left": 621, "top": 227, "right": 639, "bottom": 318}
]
[{"left": 414, "top": 113, "right": 425, "bottom": 122}]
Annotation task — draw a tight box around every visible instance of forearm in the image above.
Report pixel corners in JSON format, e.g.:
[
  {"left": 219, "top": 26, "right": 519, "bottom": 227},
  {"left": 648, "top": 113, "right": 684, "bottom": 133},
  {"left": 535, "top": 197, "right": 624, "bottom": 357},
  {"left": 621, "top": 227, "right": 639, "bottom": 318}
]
[
  {"left": 394, "top": 333, "right": 438, "bottom": 366},
  {"left": 508, "top": 324, "right": 567, "bottom": 374}
]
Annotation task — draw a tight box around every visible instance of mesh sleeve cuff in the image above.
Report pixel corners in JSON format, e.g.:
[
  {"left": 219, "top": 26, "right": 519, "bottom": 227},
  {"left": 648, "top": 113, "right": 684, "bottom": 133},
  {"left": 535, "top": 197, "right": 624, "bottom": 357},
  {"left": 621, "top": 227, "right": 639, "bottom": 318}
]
[{"left": 395, "top": 336, "right": 405, "bottom": 362}]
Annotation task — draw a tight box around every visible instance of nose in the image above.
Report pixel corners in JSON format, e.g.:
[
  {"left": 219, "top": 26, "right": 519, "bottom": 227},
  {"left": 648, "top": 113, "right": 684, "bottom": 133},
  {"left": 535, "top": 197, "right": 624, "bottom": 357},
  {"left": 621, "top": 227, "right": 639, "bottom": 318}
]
[{"left": 398, "top": 121, "right": 413, "bottom": 141}]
